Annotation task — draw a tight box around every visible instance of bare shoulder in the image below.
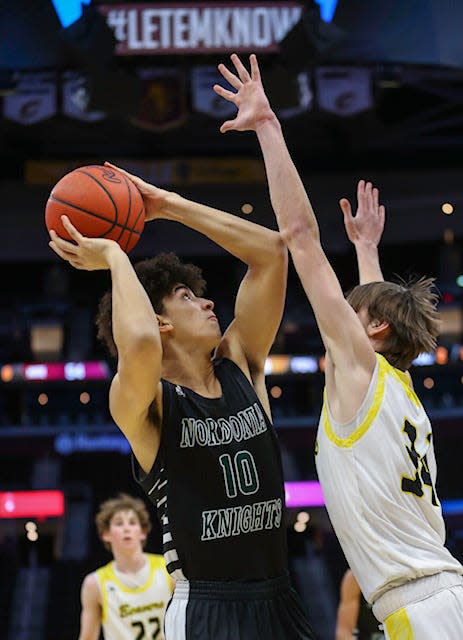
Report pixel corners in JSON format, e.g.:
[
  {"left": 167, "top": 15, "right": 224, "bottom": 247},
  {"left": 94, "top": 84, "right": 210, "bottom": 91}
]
[{"left": 81, "top": 572, "right": 102, "bottom": 604}]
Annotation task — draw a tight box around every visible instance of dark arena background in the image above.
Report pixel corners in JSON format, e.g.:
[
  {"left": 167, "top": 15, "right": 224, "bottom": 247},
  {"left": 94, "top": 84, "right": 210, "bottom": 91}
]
[{"left": 2, "top": 1, "right": 463, "bottom": 638}]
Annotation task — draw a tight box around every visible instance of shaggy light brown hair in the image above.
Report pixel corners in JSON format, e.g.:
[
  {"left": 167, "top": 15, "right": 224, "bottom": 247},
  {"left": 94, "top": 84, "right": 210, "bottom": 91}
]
[
  {"left": 95, "top": 493, "right": 152, "bottom": 551},
  {"left": 346, "top": 277, "right": 441, "bottom": 371}
]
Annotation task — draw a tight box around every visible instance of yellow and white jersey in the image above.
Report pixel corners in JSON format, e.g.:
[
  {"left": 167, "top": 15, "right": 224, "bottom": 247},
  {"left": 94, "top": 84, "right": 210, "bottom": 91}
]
[
  {"left": 315, "top": 353, "right": 463, "bottom": 605},
  {"left": 96, "top": 553, "right": 173, "bottom": 640}
]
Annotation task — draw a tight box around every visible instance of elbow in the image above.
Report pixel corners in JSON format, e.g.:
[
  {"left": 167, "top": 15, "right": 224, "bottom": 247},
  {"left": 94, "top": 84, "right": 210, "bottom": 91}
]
[{"left": 279, "top": 223, "right": 311, "bottom": 248}]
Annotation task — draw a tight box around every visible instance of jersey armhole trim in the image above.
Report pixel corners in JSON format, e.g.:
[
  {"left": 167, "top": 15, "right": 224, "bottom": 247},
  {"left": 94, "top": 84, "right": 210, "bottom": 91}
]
[{"left": 323, "top": 354, "right": 386, "bottom": 448}]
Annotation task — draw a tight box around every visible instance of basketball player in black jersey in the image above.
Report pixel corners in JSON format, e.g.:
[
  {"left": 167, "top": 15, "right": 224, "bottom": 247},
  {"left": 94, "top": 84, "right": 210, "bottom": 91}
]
[{"left": 47, "top": 158, "right": 318, "bottom": 634}]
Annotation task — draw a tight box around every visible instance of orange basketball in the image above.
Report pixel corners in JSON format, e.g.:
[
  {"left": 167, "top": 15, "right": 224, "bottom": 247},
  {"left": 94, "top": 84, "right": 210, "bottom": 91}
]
[{"left": 45, "top": 164, "right": 145, "bottom": 253}]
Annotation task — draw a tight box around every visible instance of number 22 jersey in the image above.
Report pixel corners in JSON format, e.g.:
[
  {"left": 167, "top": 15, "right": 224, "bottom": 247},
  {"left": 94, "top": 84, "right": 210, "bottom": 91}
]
[{"left": 133, "top": 358, "right": 287, "bottom": 581}]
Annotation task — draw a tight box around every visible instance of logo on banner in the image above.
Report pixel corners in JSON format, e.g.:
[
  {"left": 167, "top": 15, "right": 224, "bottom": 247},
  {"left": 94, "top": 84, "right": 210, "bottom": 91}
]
[
  {"left": 61, "top": 71, "right": 106, "bottom": 122},
  {"left": 316, "top": 67, "right": 372, "bottom": 116},
  {"left": 131, "top": 68, "right": 187, "bottom": 132},
  {"left": 3, "top": 72, "right": 57, "bottom": 125},
  {"left": 191, "top": 67, "right": 237, "bottom": 118}
]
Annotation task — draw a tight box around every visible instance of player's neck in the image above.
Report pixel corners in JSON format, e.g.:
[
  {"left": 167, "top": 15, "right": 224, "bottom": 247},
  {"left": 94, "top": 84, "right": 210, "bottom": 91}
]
[
  {"left": 112, "top": 549, "right": 147, "bottom": 574},
  {"left": 162, "top": 351, "right": 220, "bottom": 397}
]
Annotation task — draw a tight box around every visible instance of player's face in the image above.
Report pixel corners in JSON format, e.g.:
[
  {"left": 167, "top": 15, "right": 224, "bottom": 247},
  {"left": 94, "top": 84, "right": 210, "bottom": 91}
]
[
  {"left": 103, "top": 509, "right": 146, "bottom": 551},
  {"left": 161, "top": 284, "right": 222, "bottom": 347}
]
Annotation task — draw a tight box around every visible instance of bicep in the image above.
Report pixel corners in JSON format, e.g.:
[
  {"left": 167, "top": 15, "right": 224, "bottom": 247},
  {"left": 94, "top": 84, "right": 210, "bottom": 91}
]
[
  {"left": 289, "top": 237, "right": 375, "bottom": 369},
  {"left": 110, "top": 334, "right": 162, "bottom": 429},
  {"left": 219, "top": 243, "right": 287, "bottom": 369},
  {"left": 116, "top": 335, "right": 162, "bottom": 411}
]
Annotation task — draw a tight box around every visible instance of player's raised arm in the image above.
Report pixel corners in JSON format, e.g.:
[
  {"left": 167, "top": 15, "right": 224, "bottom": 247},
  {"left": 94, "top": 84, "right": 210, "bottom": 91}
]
[
  {"left": 49, "top": 217, "right": 162, "bottom": 473},
  {"left": 214, "top": 54, "right": 376, "bottom": 390},
  {"left": 341, "top": 179, "right": 385, "bottom": 284},
  {"left": 104, "top": 163, "right": 288, "bottom": 393}
]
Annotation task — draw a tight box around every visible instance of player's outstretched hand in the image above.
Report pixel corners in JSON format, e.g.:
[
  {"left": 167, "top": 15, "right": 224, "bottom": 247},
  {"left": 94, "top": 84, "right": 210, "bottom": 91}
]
[
  {"left": 48, "top": 215, "right": 120, "bottom": 271},
  {"left": 213, "top": 53, "right": 274, "bottom": 133},
  {"left": 104, "top": 162, "right": 170, "bottom": 222},
  {"left": 340, "top": 180, "right": 386, "bottom": 248}
]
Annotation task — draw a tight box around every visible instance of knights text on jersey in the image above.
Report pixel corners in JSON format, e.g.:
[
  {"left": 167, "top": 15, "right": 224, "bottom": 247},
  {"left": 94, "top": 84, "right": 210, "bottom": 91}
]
[
  {"left": 315, "top": 353, "right": 463, "bottom": 604},
  {"left": 95, "top": 553, "right": 172, "bottom": 640},
  {"left": 133, "top": 358, "right": 288, "bottom": 581}
]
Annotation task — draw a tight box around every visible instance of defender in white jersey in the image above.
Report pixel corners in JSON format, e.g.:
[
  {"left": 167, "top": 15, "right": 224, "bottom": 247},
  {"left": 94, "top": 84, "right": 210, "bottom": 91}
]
[
  {"left": 78, "top": 494, "right": 174, "bottom": 640},
  {"left": 214, "top": 53, "right": 463, "bottom": 639}
]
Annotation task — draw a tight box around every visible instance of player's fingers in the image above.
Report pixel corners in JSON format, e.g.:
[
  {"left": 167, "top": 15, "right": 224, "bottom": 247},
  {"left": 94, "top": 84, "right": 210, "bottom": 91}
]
[
  {"left": 48, "top": 229, "right": 80, "bottom": 254},
  {"left": 357, "top": 180, "right": 365, "bottom": 206},
  {"left": 379, "top": 204, "right": 386, "bottom": 227},
  {"left": 249, "top": 54, "right": 261, "bottom": 82},
  {"left": 373, "top": 187, "right": 379, "bottom": 210},
  {"left": 61, "top": 215, "right": 84, "bottom": 242},
  {"left": 231, "top": 53, "right": 251, "bottom": 83},
  {"left": 339, "top": 198, "right": 353, "bottom": 219},
  {"left": 48, "top": 240, "right": 78, "bottom": 261},
  {"left": 213, "top": 84, "right": 237, "bottom": 102},
  {"left": 364, "top": 181, "right": 372, "bottom": 203},
  {"left": 219, "top": 119, "right": 236, "bottom": 134},
  {"left": 104, "top": 162, "right": 144, "bottom": 187},
  {"left": 217, "top": 63, "right": 242, "bottom": 90}
]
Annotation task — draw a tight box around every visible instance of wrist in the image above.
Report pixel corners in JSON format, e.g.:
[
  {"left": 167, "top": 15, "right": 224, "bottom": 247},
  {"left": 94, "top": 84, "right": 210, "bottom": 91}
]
[
  {"left": 255, "top": 109, "right": 280, "bottom": 134},
  {"left": 159, "top": 192, "right": 187, "bottom": 221},
  {"left": 105, "top": 243, "right": 127, "bottom": 268},
  {"left": 355, "top": 239, "right": 379, "bottom": 252}
]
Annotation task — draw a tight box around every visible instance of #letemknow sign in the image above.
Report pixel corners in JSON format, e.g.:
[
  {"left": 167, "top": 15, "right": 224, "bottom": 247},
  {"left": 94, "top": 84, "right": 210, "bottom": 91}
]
[{"left": 98, "top": 2, "right": 303, "bottom": 54}]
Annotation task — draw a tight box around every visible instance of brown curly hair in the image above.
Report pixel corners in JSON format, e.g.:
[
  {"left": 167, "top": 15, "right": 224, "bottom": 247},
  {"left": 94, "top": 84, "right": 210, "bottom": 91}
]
[
  {"left": 95, "top": 493, "right": 152, "bottom": 551},
  {"left": 95, "top": 252, "right": 207, "bottom": 357},
  {"left": 346, "top": 277, "right": 441, "bottom": 371}
]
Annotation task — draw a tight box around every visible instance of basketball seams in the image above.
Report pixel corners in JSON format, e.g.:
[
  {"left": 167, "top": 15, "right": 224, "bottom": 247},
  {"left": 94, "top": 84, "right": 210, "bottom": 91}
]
[
  {"left": 48, "top": 195, "right": 142, "bottom": 236},
  {"left": 112, "top": 173, "right": 133, "bottom": 250},
  {"left": 124, "top": 205, "right": 145, "bottom": 252},
  {"left": 76, "top": 169, "right": 120, "bottom": 236}
]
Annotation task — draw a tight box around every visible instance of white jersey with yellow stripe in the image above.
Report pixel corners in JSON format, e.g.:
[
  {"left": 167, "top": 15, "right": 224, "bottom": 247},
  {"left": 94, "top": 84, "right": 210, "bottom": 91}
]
[
  {"left": 96, "top": 553, "right": 173, "bottom": 640},
  {"left": 315, "top": 353, "right": 463, "bottom": 605}
]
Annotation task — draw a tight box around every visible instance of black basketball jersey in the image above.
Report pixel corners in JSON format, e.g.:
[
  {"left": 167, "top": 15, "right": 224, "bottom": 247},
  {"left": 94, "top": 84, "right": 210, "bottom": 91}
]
[{"left": 133, "top": 357, "right": 288, "bottom": 581}]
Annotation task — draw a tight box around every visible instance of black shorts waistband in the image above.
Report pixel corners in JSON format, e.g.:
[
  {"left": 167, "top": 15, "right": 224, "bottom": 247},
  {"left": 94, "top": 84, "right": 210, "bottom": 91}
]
[{"left": 173, "top": 573, "right": 292, "bottom": 600}]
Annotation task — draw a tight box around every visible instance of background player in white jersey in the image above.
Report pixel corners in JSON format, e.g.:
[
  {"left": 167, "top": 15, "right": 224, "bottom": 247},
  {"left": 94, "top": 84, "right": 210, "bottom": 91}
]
[
  {"left": 336, "top": 569, "right": 385, "bottom": 640},
  {"left": 214, "top": 53, "right": 463, "bottom": 639},
  {"left": 78, "top": 493, "right": 173, "bottom": 640}
]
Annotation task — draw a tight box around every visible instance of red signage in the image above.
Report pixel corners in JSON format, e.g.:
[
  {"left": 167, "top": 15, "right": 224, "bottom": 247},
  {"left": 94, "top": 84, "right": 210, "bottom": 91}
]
[
  {"left": 0, "top": 491, "right": 65, "bottom": 518},
  {"left": 98, "top": 2, "right": 303, "bottom": 55}
]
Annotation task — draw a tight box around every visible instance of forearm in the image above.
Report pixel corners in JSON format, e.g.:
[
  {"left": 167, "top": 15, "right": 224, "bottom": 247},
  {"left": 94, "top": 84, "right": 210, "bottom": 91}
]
[
  {"left": 159, "top": 192, "right": 282, "bottom": 266},
  {"left": 335, "top": 627, "right": 353, "bottom": 640},
  {"left": 107, "top": 248, "right": 158, "bottom": 351},
  {"left": 255, "top": 114, "right": 319, "bottom": 244},
  {"left": 355, "top": 241, "right": 384, "bottom": 284}
]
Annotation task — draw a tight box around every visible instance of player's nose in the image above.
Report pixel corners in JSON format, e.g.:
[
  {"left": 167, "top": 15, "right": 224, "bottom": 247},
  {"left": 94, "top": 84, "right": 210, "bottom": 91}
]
[{"left": 201, "top": 298, "right": 214, "bottom": 310}]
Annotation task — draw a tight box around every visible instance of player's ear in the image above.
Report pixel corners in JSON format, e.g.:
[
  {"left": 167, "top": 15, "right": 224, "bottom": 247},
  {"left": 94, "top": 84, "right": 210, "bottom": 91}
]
[
  {"left": 156, "top": 314, "right": 173, "bottom": 333},
  {"left": 368, "top": 318, "right": 390, "bottom": 339}
]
